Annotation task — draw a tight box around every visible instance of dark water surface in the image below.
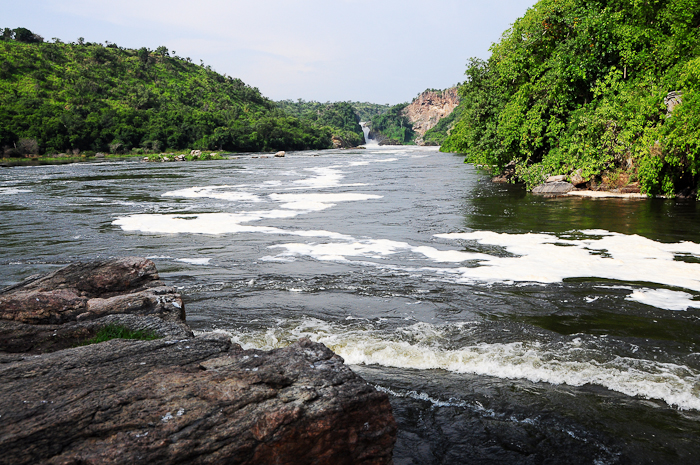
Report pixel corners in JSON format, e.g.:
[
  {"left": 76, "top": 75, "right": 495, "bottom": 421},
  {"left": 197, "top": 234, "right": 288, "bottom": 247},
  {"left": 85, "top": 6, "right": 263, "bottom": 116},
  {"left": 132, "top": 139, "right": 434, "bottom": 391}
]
[{"left": 2, "top": 147, "right": 700, "bottom": 464}]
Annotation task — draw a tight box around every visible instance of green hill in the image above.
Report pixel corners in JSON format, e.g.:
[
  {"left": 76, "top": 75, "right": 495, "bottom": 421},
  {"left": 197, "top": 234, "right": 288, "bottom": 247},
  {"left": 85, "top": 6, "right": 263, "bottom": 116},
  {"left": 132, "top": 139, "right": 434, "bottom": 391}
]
[
  {"left": 0, "top": 27, "right": 333, "bottom": 156},
  {"left": 276, "top": 100, "right": 365, "bottom": 147},
  {"left": 442, "top": 0, "right": 700, "bottom": 197}
]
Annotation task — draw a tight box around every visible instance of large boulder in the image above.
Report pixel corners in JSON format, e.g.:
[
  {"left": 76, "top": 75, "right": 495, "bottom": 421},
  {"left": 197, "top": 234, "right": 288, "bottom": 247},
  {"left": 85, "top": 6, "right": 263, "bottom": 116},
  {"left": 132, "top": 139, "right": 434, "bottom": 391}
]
[
  {"left": 0, "top": 257, "right": 183, "bottom": 325},
  {"left": 0, "top": 258, "right": 397, "bottom": 464},
  {"left": 0, "top": 336, "right": 396, "bottom": 465}
]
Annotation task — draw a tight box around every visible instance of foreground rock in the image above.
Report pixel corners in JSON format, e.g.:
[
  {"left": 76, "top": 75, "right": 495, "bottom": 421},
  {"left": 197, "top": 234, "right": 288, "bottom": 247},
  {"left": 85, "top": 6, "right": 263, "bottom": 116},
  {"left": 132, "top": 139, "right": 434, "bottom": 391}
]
[
  {"left": 0, "top": 258, "right": 396, "bottom": 464},
  {"left": 0, "top": 336, "right": 396, "bottom": 465}
]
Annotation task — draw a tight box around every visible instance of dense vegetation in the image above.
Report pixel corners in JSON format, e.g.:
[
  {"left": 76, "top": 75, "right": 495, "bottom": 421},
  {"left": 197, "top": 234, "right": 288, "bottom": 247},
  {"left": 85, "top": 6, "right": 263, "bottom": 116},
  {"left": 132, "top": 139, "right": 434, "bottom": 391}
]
[
  {"left": 369, "top": 103, "right": 416, "bottom": 144},
  {"left": 275, "top": 100, "right": 365, "bottom": 146},
  {"left": 442, "top": 0, "right": 700, "bottom": 197},
  {"left": 0, "top": 27, "right": 334, "bottom": 156},
  {"left": 350, "top": 102, "right": 392, "bottom": 121}
]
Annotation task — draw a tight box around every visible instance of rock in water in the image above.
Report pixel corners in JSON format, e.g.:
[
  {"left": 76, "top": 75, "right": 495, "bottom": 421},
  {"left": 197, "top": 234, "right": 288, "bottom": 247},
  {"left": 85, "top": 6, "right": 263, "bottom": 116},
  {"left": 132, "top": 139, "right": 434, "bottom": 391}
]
[
  {"left": 275, "top": 151, "right": 286, "bottom": 157},
  {"left": 0, "top": 257, "right": 183, "bottom": 325},
  {"left": 0, "top": 258, "right": 397, "bottom": 464},
  {"left": 532, "top": 182, "right": 574, "bottom": 195}
]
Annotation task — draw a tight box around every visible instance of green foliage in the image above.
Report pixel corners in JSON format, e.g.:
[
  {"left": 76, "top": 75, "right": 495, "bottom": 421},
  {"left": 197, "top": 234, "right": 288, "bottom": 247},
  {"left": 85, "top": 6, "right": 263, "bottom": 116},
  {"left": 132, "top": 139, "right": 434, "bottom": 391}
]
[
  {"left": 78, "top": 324, "right": 160, "bottom": 346},
  {"left": 350, "top": 102, "right": 392, "bottom": 121},
  {"left": 442, "top": 0, "right": 700, "bottom": 196},
  {"left": 369, "top": 103, "right": 416, "bottom": 144},
  {"left": 276, "top": 99, "right": 365, "bottom": 146},
  {"left": 0, "top": 31, "right": 333, "bottom": 155}
]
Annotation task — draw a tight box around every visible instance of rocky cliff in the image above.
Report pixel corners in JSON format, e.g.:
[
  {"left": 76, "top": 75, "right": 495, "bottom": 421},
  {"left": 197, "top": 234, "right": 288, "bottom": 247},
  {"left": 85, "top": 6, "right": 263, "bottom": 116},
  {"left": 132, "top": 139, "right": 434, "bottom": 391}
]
[
  {"left": 401, "top": 88, "right": 460, "bottom": 143},
  {"left": 0, "top": 258, "right": 397, "bottom": 464}
]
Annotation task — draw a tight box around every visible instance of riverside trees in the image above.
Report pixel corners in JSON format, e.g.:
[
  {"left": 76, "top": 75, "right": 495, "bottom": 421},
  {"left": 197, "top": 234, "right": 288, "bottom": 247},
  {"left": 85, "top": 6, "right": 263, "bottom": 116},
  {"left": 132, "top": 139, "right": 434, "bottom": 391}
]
[{"left": 442, "top": 0, "right": 700, "bottom": 197}]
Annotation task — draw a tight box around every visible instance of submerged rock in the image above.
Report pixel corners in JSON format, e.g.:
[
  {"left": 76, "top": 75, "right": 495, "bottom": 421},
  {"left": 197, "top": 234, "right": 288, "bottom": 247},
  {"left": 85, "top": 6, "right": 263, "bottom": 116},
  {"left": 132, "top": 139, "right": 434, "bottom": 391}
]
[{"left": 0, "top": 258, "right": 397, "bottom": 464}]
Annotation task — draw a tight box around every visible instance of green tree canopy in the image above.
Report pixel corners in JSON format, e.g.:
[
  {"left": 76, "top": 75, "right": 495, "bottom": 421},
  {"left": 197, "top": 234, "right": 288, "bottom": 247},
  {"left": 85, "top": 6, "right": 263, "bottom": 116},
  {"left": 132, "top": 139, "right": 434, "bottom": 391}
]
[{"left": 442, "top": 0, "right": 700, "bottom": 197}]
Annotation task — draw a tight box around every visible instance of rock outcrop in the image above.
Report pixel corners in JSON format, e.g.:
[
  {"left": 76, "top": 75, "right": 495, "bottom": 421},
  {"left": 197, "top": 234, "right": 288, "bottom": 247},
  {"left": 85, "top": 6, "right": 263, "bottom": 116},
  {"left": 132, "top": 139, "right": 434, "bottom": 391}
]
[
  {"left": 0, "top": 258, "right": 397, "bottom": 464},
  {"left": 401, "top": 88, "right": 460, "bottom": 144}
]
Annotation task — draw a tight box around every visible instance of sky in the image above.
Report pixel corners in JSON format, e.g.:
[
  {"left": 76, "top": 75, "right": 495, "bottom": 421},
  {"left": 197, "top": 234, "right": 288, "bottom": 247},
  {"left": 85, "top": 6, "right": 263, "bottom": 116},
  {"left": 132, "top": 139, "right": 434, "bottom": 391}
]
[{"left": 3, "top": 0, "right": 536, "bottom": 104}]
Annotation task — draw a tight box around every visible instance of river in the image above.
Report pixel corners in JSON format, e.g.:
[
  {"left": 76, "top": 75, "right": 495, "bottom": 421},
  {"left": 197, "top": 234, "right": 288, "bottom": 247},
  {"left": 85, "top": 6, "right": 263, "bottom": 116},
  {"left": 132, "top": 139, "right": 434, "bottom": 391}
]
[{"left": 2, "top": 146, "right": 700, "bottom": 464}]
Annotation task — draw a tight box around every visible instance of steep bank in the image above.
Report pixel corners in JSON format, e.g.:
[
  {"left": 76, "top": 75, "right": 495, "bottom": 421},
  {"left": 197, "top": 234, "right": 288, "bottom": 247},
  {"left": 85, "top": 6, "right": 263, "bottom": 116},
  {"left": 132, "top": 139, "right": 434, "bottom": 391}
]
[
  {"left": 401, "top": 88, "right": 460, "bottom": 145},
  {"left": 0, "top": 258, "right": 397, "bottom": 464}
]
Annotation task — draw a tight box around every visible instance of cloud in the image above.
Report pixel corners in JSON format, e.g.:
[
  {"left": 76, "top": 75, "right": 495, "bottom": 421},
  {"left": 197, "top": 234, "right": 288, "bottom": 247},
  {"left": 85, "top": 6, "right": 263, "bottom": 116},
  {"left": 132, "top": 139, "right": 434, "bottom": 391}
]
[{"left": 15, "top": 0, "right": 536, "bottom": 102}]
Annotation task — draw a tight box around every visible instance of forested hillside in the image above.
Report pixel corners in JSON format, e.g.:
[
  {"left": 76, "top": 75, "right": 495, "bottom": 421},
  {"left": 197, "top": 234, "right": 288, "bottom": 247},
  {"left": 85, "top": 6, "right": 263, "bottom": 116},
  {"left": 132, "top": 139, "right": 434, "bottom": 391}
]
[
  {"left": 442, "top": 0, "right": 700, "bottom": 197},
  {"left": 0, "top": 28, "right": 333, "bottom": 156},
  {"left": 369, "top": 103, "right": 416, "bottom": 144},
  {"left": 275, "top": 100, "right": 365, "bottom": 147}
]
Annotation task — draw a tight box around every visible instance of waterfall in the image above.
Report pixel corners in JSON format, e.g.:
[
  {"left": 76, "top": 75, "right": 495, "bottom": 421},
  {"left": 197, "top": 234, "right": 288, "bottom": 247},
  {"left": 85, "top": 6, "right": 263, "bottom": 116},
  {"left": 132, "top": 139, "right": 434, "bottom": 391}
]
[{"left": 360, "top": 122, "right": 377, "bottom": 146}]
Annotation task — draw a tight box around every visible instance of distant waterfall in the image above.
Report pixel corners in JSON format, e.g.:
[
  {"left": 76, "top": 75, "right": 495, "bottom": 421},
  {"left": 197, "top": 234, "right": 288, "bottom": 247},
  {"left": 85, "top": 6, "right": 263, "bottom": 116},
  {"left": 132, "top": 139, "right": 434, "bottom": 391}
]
[{"left": 360, "top": 122, "right": 377, "bottom": 146}]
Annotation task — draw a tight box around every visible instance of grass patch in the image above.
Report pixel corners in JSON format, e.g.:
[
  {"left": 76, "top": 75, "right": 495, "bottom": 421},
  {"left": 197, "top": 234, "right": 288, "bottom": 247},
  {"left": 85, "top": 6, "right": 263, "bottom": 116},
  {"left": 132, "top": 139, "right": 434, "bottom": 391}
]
[{"left": 79, "top": 324, "right": 160, "bottom": 346}]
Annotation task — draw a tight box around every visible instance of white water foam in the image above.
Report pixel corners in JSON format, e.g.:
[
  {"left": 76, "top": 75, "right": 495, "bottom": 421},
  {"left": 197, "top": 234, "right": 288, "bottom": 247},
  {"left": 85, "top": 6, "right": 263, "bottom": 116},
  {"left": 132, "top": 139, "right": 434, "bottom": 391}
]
[
  {"left": 290, "top": 167, "right": 364, "bottom": 189},
  {"left": 0, "top": 187, "right": 32, "bottom": 195},
  {"left": 433, "top": 230, "right": 700, "bottom": 292},
  {"left": 114, "top": 212, "right": 355, "bottom": 240},
  {"left": 626, "top": 288, "right": 698, "bottom": 311},
  {"left": 162, "top": 186, "right": 262, "bottom": 203},
  {"left": 176, "top": 258, "right": 211, "bottom": 266},
  {"left": 269, "top": 193, "right": 382, "bottom": 211},
  {"left": 213, "top": 318, "right": 700, "bottom": 410}
]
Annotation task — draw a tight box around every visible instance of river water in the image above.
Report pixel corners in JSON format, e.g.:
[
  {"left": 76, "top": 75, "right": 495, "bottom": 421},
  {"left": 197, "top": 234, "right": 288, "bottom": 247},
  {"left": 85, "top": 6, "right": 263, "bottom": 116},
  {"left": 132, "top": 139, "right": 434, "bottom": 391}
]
[{"left": 2, "top": 146, "right": 700, "bottom": 464}]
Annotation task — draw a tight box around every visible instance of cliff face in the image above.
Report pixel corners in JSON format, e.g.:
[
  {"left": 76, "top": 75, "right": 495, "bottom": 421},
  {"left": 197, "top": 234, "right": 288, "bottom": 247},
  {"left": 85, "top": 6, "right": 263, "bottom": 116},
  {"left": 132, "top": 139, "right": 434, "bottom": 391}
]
[{"left": 401, "top": 88, "right": 460, "bottom": 141}]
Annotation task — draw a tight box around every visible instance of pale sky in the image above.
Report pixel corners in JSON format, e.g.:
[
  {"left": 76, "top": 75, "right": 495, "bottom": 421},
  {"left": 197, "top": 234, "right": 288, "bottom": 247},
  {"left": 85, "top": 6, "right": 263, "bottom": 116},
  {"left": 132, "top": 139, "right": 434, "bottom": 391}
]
[{"left": 3, "top": 0, "right": 536, "bottom": 104}]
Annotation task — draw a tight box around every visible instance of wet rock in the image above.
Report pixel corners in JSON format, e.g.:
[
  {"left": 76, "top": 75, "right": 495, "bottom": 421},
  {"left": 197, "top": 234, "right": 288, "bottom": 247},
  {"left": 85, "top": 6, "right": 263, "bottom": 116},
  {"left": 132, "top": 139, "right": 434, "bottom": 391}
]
[
  {"left": 0, "top": 314, "right": 192, "bottom": 354},
  {"left": 0, "top": 257, "right": 182, "bottom": 325},
  {"left": 620, "top": 183, "right": 641, "bottom": 194},
  {"left": 378, "top": 139, "right": 401, "bottom": 146},
  {"left": 546, "top": 175, "right": 566, "bottom": 183},
  {"left": 0, "top": 259, "right": 397, "bottom": 464},
  {"left": 0, "top": 336, "right": 396, "bottom": 465},
  {"left": 532, "top": 182, "right": 574, "bottom": 195},
  {"left": 491, "top": 161, "right": 518, "bottom": 184},
  {"left": 275, "top": 151, "right": 286, "bottom": 157}
]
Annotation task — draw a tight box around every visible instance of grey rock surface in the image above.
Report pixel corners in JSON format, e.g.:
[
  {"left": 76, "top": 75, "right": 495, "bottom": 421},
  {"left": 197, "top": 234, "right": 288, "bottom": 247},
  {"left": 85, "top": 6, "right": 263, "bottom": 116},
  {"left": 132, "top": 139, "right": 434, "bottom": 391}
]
[{"left": 532, "top": 182, "right": 574, "bottom": 194}]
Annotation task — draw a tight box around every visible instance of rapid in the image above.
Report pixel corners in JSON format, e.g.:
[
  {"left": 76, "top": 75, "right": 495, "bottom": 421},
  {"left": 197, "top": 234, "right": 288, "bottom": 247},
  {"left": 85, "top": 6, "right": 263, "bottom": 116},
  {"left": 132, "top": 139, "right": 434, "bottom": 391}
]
[{"left": 2, "top": 146, "right": 700, "bottom": 464}]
